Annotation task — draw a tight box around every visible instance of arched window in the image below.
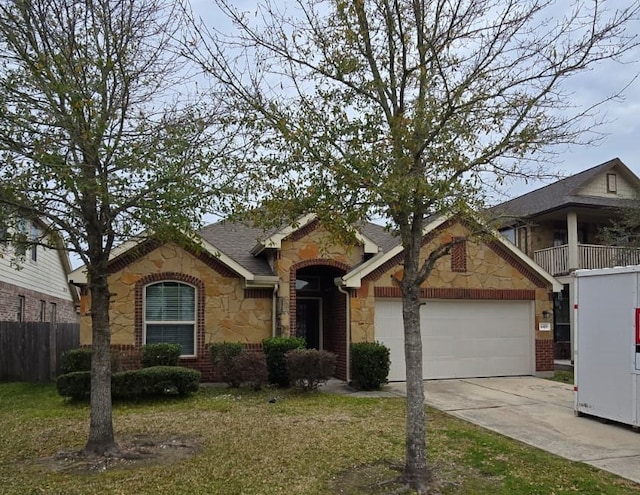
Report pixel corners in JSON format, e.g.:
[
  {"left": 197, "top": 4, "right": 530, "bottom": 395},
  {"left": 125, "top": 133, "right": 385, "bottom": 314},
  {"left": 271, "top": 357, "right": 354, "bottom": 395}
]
[{"left": 144, "top": 281, "right": 196, "bottom": 356}]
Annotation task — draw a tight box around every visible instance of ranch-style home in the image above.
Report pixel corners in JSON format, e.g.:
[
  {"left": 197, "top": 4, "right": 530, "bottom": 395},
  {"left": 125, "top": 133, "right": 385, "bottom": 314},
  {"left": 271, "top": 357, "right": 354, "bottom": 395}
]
[{"left": 68, "top": 213, "right": 561, "bottom": 382}]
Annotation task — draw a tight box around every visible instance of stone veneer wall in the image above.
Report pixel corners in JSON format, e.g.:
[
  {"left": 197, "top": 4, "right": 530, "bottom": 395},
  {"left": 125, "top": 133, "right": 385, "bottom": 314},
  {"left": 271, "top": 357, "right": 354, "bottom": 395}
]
[
  {"left": 78, "top": 243, "right": 273, "bottom": 380},
  {"left": 349, "top": 220, "right": 555, "bottom": 374},
  {"left": 274, "top": 220, "right": 364, "bottom": 337}
]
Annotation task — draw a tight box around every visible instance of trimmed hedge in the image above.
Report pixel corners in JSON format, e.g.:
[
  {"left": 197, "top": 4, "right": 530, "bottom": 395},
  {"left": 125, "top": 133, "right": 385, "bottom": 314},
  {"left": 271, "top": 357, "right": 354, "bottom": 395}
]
[
  {"left": 60, "top": 348, "right": 93, "bottom": 374},
  {"left": 209, "top": 342, "right": 245, "bottom": 387},
  {"left": 59, "top": 347, "right": 127, "bottom": 374},
  {"left": 350, "top": 341, "right": 391, "bottom": 390},
  {"left": 141, "top": 343, "right": 181, "bottom": 367},
  {"left": 262, "top": 337, "right": 305, "bottom": 387},
  {"left": 56, "top": 366, "right": 201, "bottom": 400},
  {"left": 56, "top": 371, "right": 91, "bottom": 399},
  {"left": 286, "top": 349, "right": 336, "bottom": 392}
]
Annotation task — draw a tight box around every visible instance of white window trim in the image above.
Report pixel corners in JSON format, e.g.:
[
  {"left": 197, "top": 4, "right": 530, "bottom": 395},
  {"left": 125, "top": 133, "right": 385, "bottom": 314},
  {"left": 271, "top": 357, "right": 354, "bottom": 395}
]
[{"left": 143, "top": 281, "right": 197, "bottom": 358}]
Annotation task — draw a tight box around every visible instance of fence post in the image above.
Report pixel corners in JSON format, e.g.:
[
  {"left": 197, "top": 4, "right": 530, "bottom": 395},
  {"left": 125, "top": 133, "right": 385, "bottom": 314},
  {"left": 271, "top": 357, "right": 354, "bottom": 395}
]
[{"left": 49, "top": 321, "right": 57, "bottom": 380}]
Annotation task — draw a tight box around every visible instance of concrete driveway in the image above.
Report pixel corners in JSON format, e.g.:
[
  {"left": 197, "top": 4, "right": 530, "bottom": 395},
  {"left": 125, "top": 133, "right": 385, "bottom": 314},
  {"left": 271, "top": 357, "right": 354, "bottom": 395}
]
[{"left": 391, "top": 377, "right": 640, "bottom": 484}]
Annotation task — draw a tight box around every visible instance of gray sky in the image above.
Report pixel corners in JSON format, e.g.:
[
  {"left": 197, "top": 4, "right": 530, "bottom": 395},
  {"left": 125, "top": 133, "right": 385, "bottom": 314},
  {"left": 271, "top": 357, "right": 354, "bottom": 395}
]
[{"left": 195, "top": 0, "right": 640, "bottom": 204}]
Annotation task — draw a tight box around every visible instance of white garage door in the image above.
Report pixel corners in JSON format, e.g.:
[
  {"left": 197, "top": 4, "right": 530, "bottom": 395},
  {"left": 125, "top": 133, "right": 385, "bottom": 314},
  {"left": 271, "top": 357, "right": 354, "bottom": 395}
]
[{"left": 374, "top": 299, "right": 533, "bottom": 381}]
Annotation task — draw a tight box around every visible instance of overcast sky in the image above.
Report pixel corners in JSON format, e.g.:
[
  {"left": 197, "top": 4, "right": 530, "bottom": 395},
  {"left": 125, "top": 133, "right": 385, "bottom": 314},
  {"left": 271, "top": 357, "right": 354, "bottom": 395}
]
[{"left": 194, "top": 0, "right": 640, "bottom": 204}]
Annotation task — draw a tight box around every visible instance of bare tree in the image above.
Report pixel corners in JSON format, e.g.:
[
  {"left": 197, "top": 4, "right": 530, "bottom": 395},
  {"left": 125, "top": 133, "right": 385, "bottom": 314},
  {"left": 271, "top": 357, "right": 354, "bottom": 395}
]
[
  {"left": 190, "top": 0, "right": 639, "bottom": 491},
  {"left": 0, "top": 0, "right": 239, "bottom": 456}
]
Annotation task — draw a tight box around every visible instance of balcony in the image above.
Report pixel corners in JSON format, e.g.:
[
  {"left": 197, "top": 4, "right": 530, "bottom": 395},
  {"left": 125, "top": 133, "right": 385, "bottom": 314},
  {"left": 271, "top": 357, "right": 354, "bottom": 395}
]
[{"left": 534, "top": 244, "right": 640, "bottom": 276}]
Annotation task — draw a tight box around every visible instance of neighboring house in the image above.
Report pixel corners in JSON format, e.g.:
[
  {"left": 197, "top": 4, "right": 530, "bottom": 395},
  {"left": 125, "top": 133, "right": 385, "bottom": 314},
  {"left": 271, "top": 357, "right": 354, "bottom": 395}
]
[
  {"left": 0, "top": 218, "right": 78, "bottom": 324},
  {"left": 68, "top": 213, "right": 561, "bottom": 382},
  {"left": 491, "top": 158, "right": 640, "bottom": 360}
]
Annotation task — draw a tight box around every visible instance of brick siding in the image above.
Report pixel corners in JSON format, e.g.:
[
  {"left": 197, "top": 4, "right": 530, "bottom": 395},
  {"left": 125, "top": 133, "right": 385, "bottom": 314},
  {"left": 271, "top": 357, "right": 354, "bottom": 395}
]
[
  {"left": 0, "top": 280, "right": 77, "bottom": 323},
  {"left": 535, "top": 338, "right": 555, "bottom": 372}
]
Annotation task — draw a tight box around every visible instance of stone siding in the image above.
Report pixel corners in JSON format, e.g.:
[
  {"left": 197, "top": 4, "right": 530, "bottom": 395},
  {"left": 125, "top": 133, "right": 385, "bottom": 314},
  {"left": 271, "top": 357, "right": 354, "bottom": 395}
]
[
  {"left": 79, "top": 243, "right": 273, "bottom": 357},
  {"left": 350, "top": 220, "right": 554, "bottom": 373}
]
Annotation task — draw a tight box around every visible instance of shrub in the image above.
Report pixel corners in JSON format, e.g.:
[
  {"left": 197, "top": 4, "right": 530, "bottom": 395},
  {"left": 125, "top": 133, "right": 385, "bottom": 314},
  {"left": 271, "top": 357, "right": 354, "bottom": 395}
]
[
  {"left": 56, "top": 366, "right": 201, "bottom": 400},
  {"left": 232, "top": 351, "right": 268, "bottom": 391},
  {"left": 350, "top": 341, "right": 391, "bottom": 390},
  {"left": 112, "top": 366, "right": 201, "bottom": 398},
  {"left": 56, "top": 371, "right": 91, "bottom": 400},
  {"left": 209, "top": 342, "right": 245, "bottom": 387},
  {"left": 141, "top": 343, "right": 181, "bottom": 368},
  {"left": 285, "top": 349, "right": 336, "bottom": 392},
  {"left": 262, "top": 337, "right": 305, "bottom": 387},
  {"left": 60, "top": 348, "right": 93, "bottom": 374}
]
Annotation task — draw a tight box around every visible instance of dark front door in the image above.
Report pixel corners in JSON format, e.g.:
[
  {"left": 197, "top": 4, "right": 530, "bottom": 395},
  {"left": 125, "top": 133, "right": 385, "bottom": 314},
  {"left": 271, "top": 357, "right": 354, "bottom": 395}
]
[{"left": 296, "top": 298, "right": 321, "bottom": 349}]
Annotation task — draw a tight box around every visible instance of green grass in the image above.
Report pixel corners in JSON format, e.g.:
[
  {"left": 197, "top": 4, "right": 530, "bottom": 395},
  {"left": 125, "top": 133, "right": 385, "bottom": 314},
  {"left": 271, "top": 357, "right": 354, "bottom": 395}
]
[
  {"left": 548, "top": 370, "right": 574, "bottom": 384},
  {"left": 0, "top": 382, "right": 637, "bottom": 494}
]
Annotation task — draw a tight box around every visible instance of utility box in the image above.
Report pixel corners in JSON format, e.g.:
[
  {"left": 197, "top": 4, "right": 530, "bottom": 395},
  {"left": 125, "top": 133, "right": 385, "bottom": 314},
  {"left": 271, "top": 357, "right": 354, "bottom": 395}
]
[{"left": 574, "top": 265, "right": 640, "bottom": 426}]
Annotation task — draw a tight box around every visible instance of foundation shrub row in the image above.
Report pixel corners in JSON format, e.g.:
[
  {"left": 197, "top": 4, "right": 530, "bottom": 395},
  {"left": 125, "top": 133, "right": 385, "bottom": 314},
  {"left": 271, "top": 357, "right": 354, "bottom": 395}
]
[{"left": 56, "top": 339, "right": 391, "bottom": 398}]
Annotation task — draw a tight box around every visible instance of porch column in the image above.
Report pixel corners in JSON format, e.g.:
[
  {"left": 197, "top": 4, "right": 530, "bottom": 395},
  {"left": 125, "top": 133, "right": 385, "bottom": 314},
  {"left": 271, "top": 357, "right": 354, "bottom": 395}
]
[{"left": 567, "top": 210, "right": 579, "bottom": 271}]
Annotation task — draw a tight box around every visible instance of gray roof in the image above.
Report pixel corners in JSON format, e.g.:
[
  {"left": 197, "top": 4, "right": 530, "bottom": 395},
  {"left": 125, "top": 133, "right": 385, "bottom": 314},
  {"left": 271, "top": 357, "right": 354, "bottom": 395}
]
[
  {"left": 360, "top": 222, "right": 401, "bottom": 253},
  {"left": 490, "top": 158, "right": 639, "bottom": 221},
  {"left": 198, "top": 221, "right": 275, "bottom": 276},
  {"left": 198, "top": 218, "right": 400, "bottom": 277}
]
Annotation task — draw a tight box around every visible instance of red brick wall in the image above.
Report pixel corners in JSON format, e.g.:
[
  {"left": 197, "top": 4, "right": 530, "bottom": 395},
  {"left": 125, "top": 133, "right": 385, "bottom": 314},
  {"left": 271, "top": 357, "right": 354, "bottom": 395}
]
[
  {"left": 535, "top": 339, "right": 554, "bottom": 372},
  {"left": 0, "top": 280, "right": 77, "bottom": 323},
  {"left": 103, "top": 342, "right": 266, "bottom": 383},
  {"left": 323, "top": 290, "right": 348, "bottom": 380}
]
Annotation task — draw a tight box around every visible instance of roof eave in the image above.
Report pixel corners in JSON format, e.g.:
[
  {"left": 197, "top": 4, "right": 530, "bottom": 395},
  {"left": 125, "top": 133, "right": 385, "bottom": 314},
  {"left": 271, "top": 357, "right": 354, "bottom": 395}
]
[
  {"left": 493, "top": 233, "right": 563, "bottom": 292},
  {"left": 341, "top": 214, "right": 451, "bottom": 288}
]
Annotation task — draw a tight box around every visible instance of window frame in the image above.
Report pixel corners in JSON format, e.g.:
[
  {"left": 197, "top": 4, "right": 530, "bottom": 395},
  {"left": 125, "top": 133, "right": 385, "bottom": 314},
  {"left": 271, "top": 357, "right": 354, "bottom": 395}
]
[
  {"left": 49, "top": 302, "right": 56, "bottom": 325},
  {"left": 607, "top": 173, "right": 617, "bottom": 193},
  {"left": 30, "top": 224, "right": 38, "bottom": 262},
  {"left": 17, "top": 295, "right": 25, "bottom": 322},
  {"left": 39, "top": 300, "right": 47, "bottom": 322},
  {"left": 143, "top": 280, "right": 197, "bottom": 357}
]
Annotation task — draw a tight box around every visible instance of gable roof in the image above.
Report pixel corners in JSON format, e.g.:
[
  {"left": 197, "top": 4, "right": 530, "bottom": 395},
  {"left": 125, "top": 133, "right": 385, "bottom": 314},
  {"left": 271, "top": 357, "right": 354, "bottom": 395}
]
[
  {"left": 248, "top": 213, "right": 383, "bottom": 256},
  {"left": 68, "top": 214, "right": 559, "bottom": 292},
  {"left": 68, "top": 228, "right": 275, "bottom": 286},
  {"left": 340, "top": 214, "right": 562, "bottom": 292},
  {"left": 490, "top": 158, "right": 640, "bottom": 221}
]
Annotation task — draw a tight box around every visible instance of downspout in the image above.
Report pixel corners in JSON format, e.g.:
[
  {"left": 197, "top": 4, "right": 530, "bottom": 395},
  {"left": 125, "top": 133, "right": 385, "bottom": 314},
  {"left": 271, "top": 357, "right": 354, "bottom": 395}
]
[
  {"left": 336, "top": 282, "right": 351, "bottom": 383},
  {"left": 272, "top": 283, "right": 279, "bottom": 338}
]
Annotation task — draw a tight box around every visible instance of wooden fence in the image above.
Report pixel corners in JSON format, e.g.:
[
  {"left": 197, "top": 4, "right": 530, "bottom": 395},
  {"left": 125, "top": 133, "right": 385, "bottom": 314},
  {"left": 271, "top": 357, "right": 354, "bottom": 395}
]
[{"left": 0, "top": 321, "right": 79, "bottom": 383}]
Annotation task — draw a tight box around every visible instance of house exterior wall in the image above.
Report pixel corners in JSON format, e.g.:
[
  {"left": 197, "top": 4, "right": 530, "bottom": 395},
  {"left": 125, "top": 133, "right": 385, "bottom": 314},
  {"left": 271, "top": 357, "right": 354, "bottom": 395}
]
[
  {"left": 78, "top": 242, "right": 273, "bottom": 380},
  {"left": 577, "top": 170, "right": 636, "bottom": 198},
  {"left": 0, "top": 228, "right": 76, "bottom": 324},
  {"left": 273, "top": 220, "right": 364, "bottom": 337},
  {"left": 0, "top": 235, "right": 75, "bottom": 304},
  {"left": 529, "top": 221, "right": 556, "bottom": 255},
  {"left": 0, "top": 280, "right": 77, "bottom": 323},
  {"left": 350, "top": 220, "right": 555, "bottom": 373}
]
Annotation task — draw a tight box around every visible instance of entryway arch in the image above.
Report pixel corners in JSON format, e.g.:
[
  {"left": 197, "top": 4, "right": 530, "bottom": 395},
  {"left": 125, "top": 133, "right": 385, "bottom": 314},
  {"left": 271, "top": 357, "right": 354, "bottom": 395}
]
[{"left": 290, "top": 259, "right": 349, "bottom": 379}]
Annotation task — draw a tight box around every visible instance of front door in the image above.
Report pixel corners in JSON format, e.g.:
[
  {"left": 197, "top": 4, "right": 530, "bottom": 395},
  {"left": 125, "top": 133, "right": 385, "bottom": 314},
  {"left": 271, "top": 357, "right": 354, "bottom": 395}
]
[{"left": 296, "top": 298, "right": 321, "bottom": 349}]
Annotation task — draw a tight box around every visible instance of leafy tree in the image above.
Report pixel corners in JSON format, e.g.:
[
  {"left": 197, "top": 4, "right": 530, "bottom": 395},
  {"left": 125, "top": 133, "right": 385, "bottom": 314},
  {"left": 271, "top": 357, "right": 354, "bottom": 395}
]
[
  {"left": 192, "top": 0, "right": 639, "bottom": 491},
  {"left": 598, "top": 195, "right": 640, "bottom": 248},
  {"left": 0, "top": 0, "right": 238, "bottom": 456}
]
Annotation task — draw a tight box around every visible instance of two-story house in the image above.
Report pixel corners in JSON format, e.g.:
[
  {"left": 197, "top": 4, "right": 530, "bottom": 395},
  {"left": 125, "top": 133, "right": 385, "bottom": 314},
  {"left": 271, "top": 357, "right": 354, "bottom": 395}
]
[
  {"left": 0, "top": 218, "right": 78, "bottom": 324},
  {"left": 492, "top": 158, "right": 640, "bottom": 360}
]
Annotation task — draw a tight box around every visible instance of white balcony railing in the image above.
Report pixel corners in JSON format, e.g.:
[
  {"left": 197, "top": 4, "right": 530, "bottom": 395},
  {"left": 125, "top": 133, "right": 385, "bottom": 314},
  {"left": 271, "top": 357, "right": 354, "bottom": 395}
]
[{"left": 534, "top": 244, "right": 640, "bottom": 276}]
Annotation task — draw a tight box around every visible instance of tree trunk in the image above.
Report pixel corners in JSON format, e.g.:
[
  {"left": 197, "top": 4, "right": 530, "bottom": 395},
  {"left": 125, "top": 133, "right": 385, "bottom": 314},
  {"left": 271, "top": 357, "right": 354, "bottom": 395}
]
[
  {"left": 83, "top": 272, "right": 118, "bottom": 456},
  {"left": 402, "top": 280, "right": 432, "bottom": 492}
]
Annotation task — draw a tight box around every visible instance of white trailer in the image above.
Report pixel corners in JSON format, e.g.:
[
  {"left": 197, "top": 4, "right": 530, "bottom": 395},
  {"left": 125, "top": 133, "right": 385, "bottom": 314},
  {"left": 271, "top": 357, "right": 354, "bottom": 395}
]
[{"left": 574, "top": 265, "right": 640, "bottom": 426}]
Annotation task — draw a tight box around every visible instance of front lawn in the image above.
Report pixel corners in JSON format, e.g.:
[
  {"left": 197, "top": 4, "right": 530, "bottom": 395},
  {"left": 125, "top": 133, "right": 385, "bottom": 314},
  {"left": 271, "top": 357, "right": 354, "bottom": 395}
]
[{"left": 0, "top": 382, "right": 637, "bottom": 494}]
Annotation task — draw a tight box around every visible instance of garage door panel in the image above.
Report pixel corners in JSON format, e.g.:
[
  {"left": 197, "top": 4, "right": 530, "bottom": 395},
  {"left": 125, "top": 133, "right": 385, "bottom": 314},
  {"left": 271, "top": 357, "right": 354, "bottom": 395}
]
[
  {"left": 375, "top": 299, "right": 533, "bottom": 381},
  {"left": 384, "top": 338, "right": 405, "bottom": 382}
]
